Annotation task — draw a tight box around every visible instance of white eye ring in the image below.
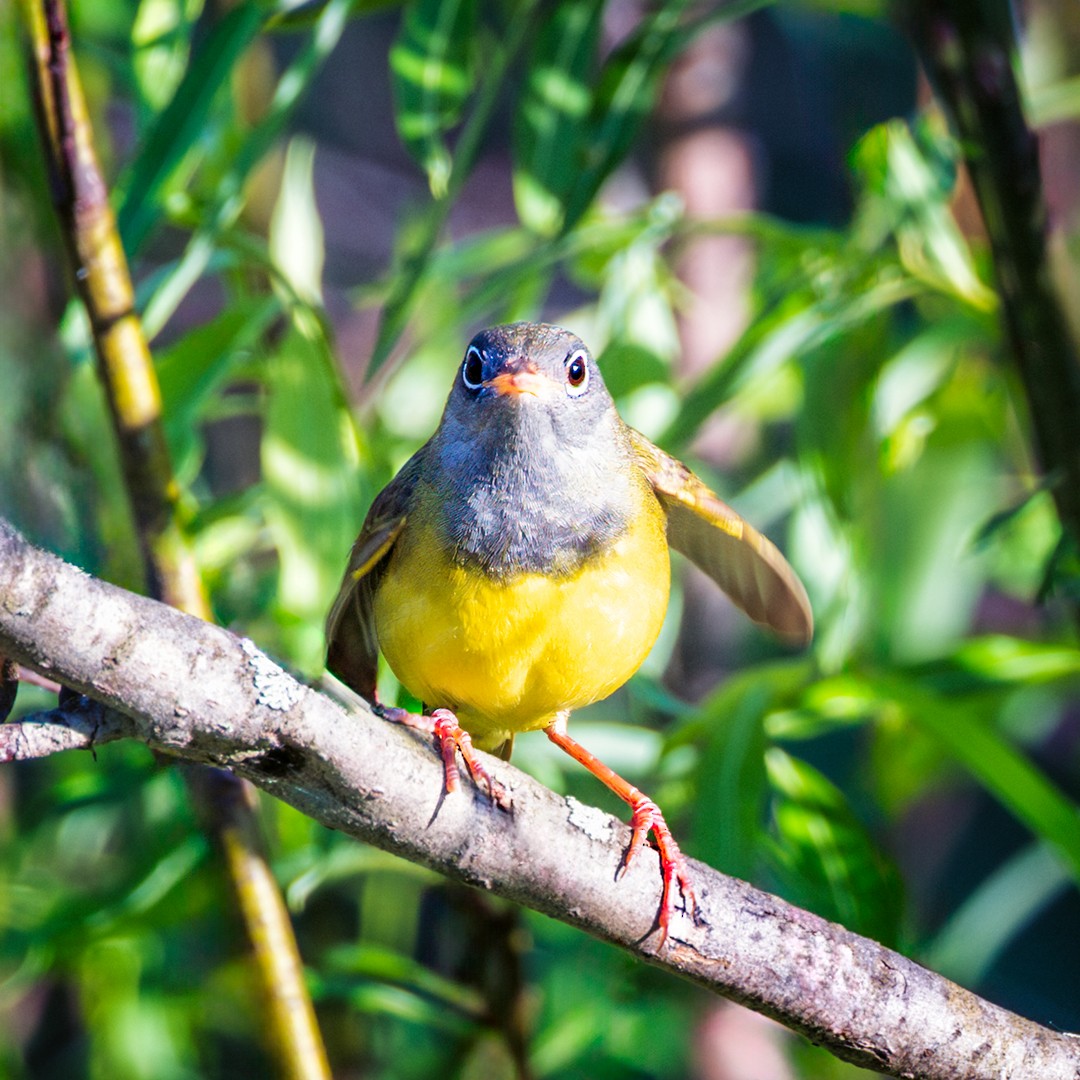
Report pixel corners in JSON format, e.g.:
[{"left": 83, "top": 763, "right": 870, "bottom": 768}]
[
  {"left": 565, "top": 349, "right": 589, "bottom": 397},
  {"left": 462, "top": 345, "right": 484, "bottom": 390}
]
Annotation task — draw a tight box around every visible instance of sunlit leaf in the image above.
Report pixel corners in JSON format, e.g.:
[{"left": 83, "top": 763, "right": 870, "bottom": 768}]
[
  {"left": 512, "top": 0, "right": 603, "bottom": 236},
  {"left": 119, "top": 1, "right": 265, "bottom": 253},
  {"left": 765, "top": 748, "right": 903, "bottom": 944},
  {"left": 270, "top": 137, "right": 324, "bottom": 303},
  {"left": 389, "top": 0, "right": 476, "bottom": 197},
  {"left": 154, "top": 295, "right": 278, "bottom": 477},
  {"left": 261, "top": 318, "right": 367, "bottom": 671}
]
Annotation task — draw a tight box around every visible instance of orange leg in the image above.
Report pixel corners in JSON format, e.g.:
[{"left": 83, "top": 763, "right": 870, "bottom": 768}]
[
  {"left": 545, "top": 712, "right": 695, "bottom": 944},
  {"left": 375, "top": 702, "right": 505, "bottom": 805}
]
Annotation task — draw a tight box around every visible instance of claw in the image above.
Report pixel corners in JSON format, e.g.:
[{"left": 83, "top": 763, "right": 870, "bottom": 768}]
[
  {"left": 619, "top": 794, "right": 697, "bottom": 946},
  {"left": 375, "top": 701, "right": 508, "bottom": 808}
]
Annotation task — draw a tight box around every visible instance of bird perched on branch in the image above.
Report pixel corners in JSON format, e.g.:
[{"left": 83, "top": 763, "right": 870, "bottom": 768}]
[{"left": 326, "top": 322, "right": 812, "bottom": 941}]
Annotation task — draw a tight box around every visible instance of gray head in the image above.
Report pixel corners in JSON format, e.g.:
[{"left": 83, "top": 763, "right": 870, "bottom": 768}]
[
  {"left": 443, "top": 322, "right": 617, "bottom": 447},
  {"left": 428, "top": 323, "right": 638, "bottom": 576}
]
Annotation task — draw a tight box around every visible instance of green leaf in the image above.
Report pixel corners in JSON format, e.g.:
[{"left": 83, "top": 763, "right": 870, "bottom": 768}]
[
  {"left": 852, "top": 119, "right": 996, "bottom": 310},
  {"left": 512, "top": 0, "right": 604, "bottom": 236},
  {"left": 595, "top": 340, "right": 669, "bottom": 399},
  {"left": 660, "top": 268, "right": 918, "bottom": 450},
  {"left": 682, "top": 661, "right": 813, "bottom": 882},
  {"left": 140, "top": 0, "right": 352, "bottom": 340},
  {"left": 872, "top": 673, "right": 1080, "bottom": 886},
  {"left": 261, "top": 317, "right": 367, "bottom": 672},
  {"left": 690, "top": 675, "right": 772, "bottom": 883},
  {"left": 155, "top": 295, "right": 278, "bottom": 477},
  {"left": 951, "top": 635, "right": 1080, "bottom": 685},
  {"left": 323, "top": 943, "right": 487, "bottom": 1017},
  {"left": 561, "top": 0, "right": 689, "bottom": 230},
  {"left": 389, "top": 0, "right": 476, "bottom": 197},
  {"left": 925, "top": 840, "right": 1071, "bottom": 987},
  {"left": 765, "top": 748, "right": 903, "bottom": 943},
  {"left": 1027, "top": 72, "right": 1080, "bottom": 127},
  {"left": 118, "top": 1, "right": 266, "bottom": 254},
  {"left": 269, "top": 137, "right": 325, "bottom": 303},
  {"left": 560, "top": 0, "right": 769, "bottom": 230},
  {"left": 368, "top": 1, "right": 540, "bottom": 377}
]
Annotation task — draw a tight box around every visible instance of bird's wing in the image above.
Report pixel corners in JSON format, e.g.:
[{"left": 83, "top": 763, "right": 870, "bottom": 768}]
[
  {"left": 325, "top": 446, "right": 427, "bottom": 697},
  {"left": 628, "top": 428, "right": 813, "bottom": 645}
]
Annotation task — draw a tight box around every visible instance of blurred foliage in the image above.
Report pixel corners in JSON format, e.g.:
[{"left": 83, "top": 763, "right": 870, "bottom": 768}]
[{"left": 2, "top": 0, "right": 1080, "bottom": 1077}]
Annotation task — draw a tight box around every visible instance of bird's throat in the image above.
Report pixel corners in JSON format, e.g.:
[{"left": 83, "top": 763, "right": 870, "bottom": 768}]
[{"left": 428, "top": 417, "right": 640, "bottom": 578}]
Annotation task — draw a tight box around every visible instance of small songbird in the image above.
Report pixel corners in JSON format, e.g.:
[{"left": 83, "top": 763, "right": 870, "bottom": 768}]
[{"left": 326, "top": 322, "right": 812, "bottom": 940}]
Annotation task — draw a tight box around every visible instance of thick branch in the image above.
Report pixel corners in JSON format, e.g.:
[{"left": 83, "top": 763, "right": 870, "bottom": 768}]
[{"left": 1, "top": 519, "right": 1077, "bottom": 1080}]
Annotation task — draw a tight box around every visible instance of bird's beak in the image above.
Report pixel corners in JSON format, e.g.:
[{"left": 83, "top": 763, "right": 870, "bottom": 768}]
[{"left": 485, "top": 367, "right": 553, "bottom": 398}]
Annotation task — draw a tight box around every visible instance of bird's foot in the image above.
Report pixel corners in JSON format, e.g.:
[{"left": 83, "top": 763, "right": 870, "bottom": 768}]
[
  {"left": 375, "top": 702, "right": 507, "bottom": 807},
  {"left": 544, "top": 715, "right": 696, "bottom": 946},
  {"left": 619, "top": 794, "right": 697, "bottom": 947}
]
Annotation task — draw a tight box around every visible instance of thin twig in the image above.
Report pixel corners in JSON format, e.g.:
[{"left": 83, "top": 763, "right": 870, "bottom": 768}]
[{"left": 0, "top": 698, "right": 135, "bottom": 761}]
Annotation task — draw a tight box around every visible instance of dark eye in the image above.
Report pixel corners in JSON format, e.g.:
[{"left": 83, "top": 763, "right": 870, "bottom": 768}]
[
  {"left": 565, "top": 349, "right": 589, "bottom": 397},
  {"left": 462, "top": 346, "right": 484, "bottom": 390}
]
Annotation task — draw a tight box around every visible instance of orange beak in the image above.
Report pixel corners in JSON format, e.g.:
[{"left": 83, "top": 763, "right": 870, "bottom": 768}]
[{"left": 485, "top": 368, "right": 552, "bottom": 398}]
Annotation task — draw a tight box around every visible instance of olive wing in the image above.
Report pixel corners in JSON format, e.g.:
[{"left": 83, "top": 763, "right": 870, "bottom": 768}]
[
  {"left": 628, "top": 429, "right": 813, "bottom": 645},
  {"left": 325, "top": 447, "right": 426, "bottom": 697}
]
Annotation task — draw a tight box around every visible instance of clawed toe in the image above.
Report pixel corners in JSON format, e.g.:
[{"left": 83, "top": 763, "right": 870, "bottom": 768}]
[
  {"left": 374, "top": 702, "right": 508, "bottom": 808},
  {"left": 622, "top": 796, "right": 696, "bottom": 945}
]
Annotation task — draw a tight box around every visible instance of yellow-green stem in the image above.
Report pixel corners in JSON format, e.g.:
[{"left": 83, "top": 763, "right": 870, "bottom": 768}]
[{"left": 24, "top": 3, "right": 332, "bottom": 1075}]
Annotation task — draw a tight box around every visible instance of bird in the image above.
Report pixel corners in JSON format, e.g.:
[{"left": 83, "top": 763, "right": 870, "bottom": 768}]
[{"left": 325, "top": 322, "right": 812, "bottom": 941}]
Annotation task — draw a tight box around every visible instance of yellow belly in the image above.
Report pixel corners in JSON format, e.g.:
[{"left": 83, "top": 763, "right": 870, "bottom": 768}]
[{"left": 373, "top": 488, "right": 670, "bottom": 750}]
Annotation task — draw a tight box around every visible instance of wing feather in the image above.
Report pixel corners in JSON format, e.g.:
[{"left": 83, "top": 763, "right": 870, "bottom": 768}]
[
  {"left": 628, "top": 429, "right": 813, "bottom": 645},
  {"left": 325, "top": 446, "right": 426, "bottom": 696}
]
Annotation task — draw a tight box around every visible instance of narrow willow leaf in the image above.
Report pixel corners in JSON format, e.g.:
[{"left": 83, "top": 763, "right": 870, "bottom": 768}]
[
  {"left": 512, "top": 0, "right": 604, "bottom": 236},
  {"left": 389, "top": 0, "right": 476, "bottom": 197},
  {"left": 872, "top": 673, "right": 1080, "bottom": 885},
  {"left": 691, "top": 676, "right": 772, "bottom": 883},
  {"left": 262, "top": 320, "right": 367, "bottom": 672},
  {"left": 269, "top": 137, "right": 324, "bottom": 304},
  {"left": 368, "top": 2, "right": 540, "bottom": 376},
  {"left": 155, "top": 294, "right": 278, "bottom": 474},
  {"left": 118, "top": 1, "right": 265, "bottom": 254},
  {"left": 659, "top": 272, "right": 919, "bottom": 450},
  {"left": 926, "top": 841, "right": 1070, "bottom": 987},
  {"left": 561, "top": 0, "right": 688, "bottom": 229},
  {"left": 561, "top": 0, "right": 768, "bottom": 230},
  {"left": 766, "top": 748, "right": 903, "bottom": 944}
]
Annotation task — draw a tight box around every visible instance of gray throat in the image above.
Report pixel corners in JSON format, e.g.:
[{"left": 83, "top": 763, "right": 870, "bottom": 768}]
[{"left": 428, "top": 412, "right": 636, "bottom": 578}]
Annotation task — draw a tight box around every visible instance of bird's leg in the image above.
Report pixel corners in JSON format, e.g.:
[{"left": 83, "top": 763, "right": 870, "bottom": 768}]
[
  {"left": 374, "top": 701, "right": 505, "bottom": 805},
  {"left": 544, "top": 712, "right": 695, "bottom": 944}
]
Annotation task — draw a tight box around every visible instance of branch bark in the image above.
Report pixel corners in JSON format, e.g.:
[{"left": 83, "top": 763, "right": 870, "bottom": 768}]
[{"left": 1, "top": 519, "right": 1077, "bottom": 1080}]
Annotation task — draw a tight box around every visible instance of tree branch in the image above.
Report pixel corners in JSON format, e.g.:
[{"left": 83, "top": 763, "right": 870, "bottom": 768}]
[
  {"left": 0, "top": 697, "right": 134, "bottom": 760},
  {"left": 1, "top": 518, "right": 1077, "bottom": 1080}
]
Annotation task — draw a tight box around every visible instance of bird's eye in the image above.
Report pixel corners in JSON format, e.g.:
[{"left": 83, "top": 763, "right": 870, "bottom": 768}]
[
  {"left": 462, "top": 346, "right": 484, "bottom": 390},
  {"left": 565, "top": 349, "right": 589, "bottom": 397}
]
